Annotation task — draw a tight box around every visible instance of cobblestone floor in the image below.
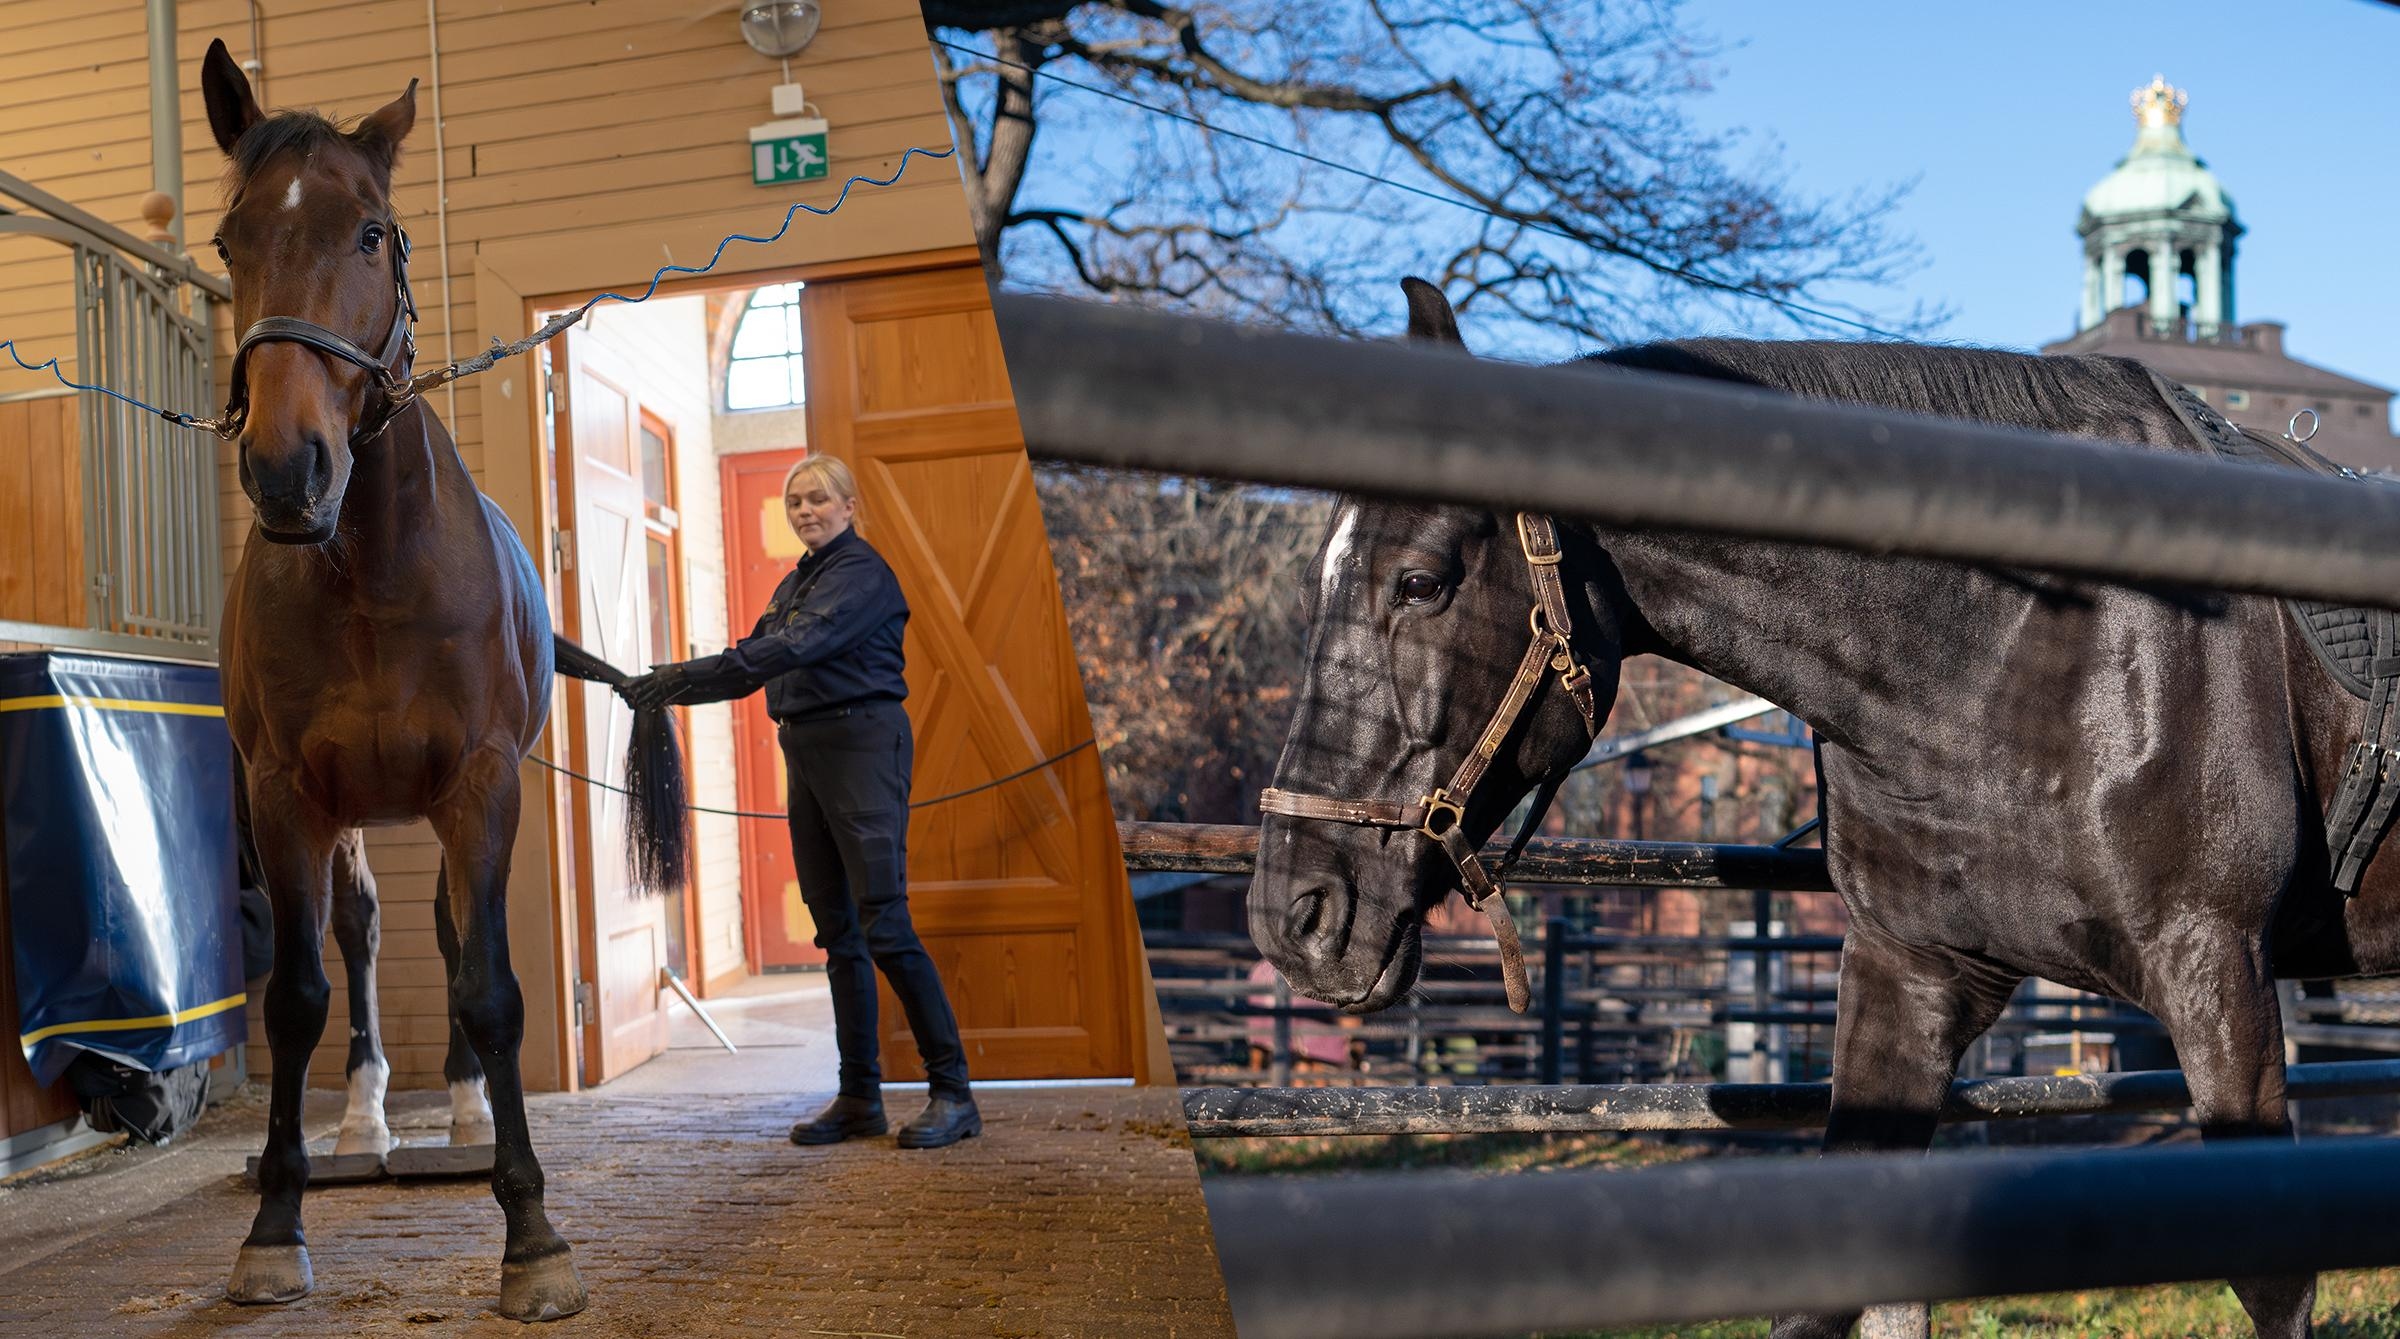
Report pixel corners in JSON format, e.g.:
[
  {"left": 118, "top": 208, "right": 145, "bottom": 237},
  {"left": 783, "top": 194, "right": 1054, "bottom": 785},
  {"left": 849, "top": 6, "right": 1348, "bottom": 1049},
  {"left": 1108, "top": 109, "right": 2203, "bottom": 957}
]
[{"left": 0, "top": 1028, "right": 1232, "bottom": 1337}]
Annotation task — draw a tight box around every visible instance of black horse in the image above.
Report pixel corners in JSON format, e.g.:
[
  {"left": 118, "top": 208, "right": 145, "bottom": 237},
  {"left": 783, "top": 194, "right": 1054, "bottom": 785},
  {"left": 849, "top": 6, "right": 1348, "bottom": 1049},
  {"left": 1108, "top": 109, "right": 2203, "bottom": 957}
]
[{"left": 1249, "top": 278, "right": 2382, "bottom": 1339}]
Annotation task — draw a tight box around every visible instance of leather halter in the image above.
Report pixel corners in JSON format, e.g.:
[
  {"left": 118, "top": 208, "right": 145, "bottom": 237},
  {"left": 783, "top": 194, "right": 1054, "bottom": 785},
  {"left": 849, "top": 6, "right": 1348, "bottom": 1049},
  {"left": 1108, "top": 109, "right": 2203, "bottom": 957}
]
[
  {"left": 1259, "top": 512, "right": 1599, "bottom": 1013},
  {"left": 221, "top": 222, "right": 421, "bottom": 450}
]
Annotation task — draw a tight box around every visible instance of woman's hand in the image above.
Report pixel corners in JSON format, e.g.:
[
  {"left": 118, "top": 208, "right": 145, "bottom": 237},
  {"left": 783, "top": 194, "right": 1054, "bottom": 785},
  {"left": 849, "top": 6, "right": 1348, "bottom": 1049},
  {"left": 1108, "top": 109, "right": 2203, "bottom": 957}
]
[{"left": 619, "top": 663, "right": 693, "bottom": 712}]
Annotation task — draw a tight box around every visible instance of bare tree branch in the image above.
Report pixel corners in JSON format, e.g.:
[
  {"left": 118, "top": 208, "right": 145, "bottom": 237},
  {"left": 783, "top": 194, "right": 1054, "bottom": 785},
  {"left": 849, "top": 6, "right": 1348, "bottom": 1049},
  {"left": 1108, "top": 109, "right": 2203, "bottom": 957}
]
[
  {"left": 938, "top": 2, "right": 1925, "bottom": 823},
  {"left": 929, "top": 0, "right": 1940, "bottom": 348}
]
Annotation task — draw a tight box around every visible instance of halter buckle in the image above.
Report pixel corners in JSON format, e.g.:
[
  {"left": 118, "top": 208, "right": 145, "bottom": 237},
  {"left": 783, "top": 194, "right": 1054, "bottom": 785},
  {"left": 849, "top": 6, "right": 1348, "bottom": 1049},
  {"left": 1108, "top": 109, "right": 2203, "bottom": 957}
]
[
  {"left": 1516, "top": 513, "right": 1562, "bottom": 564},
  {"left": 1420, "top": 789, "right": 1464, "bottom": 840},
  {"left": 1558, "top": 659, "right": 1592, "bottom": 694}
]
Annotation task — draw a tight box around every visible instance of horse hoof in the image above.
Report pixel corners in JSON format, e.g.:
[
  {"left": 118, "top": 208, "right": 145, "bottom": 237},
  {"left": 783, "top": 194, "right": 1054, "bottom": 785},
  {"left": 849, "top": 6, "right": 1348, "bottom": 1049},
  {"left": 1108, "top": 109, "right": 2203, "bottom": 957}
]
[
  {"left": 333, "top": 1122, "right": 393, "bottom": 1157},
  {"left": 499, "top": 1250, "right": 588, "bottom": 1322},
  {"left": 227, "top": 1244, "right": 312, "bottom": 1304},
  {"left": 450, "top": 1119, "right": 497, "bottom": 1147}
]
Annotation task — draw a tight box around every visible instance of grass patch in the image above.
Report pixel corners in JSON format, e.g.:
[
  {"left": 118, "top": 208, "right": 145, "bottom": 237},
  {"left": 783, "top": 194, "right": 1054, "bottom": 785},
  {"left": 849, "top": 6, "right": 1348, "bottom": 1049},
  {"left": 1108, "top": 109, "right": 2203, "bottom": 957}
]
[
  {"left": 1192, "top": 1130, "right": 1724, "bottom": 1176},
  {"left": 1555, "top": 1269, "right": 2400, "bottom": 1337}
]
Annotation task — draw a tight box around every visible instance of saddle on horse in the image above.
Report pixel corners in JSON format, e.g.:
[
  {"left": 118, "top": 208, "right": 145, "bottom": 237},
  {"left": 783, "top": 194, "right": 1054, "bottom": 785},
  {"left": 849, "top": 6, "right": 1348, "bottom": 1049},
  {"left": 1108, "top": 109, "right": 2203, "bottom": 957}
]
[{"left": 2152, "top": 369, "right": 2400, "bottom": 893}]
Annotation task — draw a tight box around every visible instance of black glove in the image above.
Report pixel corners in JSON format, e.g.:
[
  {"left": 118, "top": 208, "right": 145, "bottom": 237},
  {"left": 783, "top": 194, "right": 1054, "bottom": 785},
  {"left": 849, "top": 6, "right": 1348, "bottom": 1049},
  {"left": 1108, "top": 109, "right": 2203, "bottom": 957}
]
[{"left": 620, "top": 662, "right": 693, "bottom": 712}]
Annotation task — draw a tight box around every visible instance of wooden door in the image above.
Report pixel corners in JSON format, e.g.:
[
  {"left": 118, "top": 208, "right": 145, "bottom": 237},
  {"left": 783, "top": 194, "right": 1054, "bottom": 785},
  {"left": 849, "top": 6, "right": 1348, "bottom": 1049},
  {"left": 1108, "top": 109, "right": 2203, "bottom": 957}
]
[
  {"left": 721, "top": 447, "right": 823, "bottom": 969},
  {"left": 801, "top": 264, "right": 1144, "bottom": 1080},
  {"left": 0, "top": 396, "right": 82, "bottom": 628},
  {"left": 553, "top": 329, "right": 671, "bottom": 1085}
]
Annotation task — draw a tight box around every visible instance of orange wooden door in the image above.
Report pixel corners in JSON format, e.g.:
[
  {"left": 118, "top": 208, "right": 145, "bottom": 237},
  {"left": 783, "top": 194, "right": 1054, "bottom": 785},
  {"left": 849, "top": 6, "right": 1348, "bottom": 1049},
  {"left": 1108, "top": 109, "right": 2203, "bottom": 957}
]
[
  {"left": 0, "top": 397, "right": 82, "bottom": 628},
  {"left": 721, "top": 447, "right": 824, "bottom": 969},
  {"left": 553, "top": 329, "right": 671, "bottom": 1084},
  {"left": 800, "top": 264, "right": 1143, "bottom": 1080}
]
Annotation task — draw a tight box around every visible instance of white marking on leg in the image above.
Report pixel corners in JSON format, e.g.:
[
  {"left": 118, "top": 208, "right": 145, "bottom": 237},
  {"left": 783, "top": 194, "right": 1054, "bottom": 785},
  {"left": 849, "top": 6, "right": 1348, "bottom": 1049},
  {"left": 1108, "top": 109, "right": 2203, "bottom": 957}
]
[
  {"left": 449, "top": 1077, "right": 495, "bottom": 1146},
  {"left": 280, "top": 177, "right": 303, "bottom": 212},
  {"left": 1320, "top": 504, "right": 1361, "bottom": 609},
  {"left": 332, "top": 1054, "right": 391, "bottom": 1156}
]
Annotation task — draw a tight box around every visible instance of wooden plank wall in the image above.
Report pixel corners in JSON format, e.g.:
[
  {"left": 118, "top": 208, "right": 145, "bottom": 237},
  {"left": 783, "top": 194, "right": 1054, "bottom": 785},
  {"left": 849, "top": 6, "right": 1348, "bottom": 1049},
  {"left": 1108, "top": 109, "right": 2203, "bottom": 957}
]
[
  {"left": 0, "top": 395, "right": 82, "bottom": 627},
  {"left": 0, "top": 0, "right": 973, "bottom": 1091}
]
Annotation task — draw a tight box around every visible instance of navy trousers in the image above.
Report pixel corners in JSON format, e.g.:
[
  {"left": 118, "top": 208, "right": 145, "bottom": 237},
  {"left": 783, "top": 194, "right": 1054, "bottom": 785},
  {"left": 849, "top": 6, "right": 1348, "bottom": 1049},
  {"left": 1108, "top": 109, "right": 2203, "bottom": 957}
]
[{"left": 778, "top": 700, "right": 969, "bottom": 1099}]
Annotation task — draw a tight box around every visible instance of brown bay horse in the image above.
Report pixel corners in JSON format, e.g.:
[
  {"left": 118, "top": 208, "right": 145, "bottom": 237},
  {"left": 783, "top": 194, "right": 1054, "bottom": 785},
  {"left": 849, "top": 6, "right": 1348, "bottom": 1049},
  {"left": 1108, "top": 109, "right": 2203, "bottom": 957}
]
[
  {"left": 200, "top": 41, "right": 683, "bottom": 1321},
  {"left": 1247, "top": 278, "right": 2394, "bottom": 1338}
]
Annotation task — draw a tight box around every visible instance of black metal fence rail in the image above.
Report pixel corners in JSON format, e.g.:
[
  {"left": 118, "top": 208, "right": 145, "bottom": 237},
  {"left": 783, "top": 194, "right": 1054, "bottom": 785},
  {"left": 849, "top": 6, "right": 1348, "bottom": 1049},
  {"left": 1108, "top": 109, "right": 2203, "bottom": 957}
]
[
  {"left": 1021, "top": 291, "right": 2400, "bottom": 1328},
  {"left": 1203, "top": 1136, "right": 2400, "bottom": 1339},
  {"left": 998, "top": 294, "right": 2400, "bottom": 609},
  {"left": 1183, "top": 1058, "right": 2400, "bottom": 1137},
  {"left": 1118, "top": 820, "right": 1833, "bottom": 888}
]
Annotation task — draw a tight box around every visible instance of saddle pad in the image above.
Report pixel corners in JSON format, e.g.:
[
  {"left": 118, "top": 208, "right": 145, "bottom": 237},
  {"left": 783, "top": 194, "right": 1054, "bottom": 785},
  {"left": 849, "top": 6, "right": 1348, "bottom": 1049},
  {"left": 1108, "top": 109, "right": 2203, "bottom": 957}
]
[{"left": 2149, "top": 371, "right": 2379, "bottom": 700}]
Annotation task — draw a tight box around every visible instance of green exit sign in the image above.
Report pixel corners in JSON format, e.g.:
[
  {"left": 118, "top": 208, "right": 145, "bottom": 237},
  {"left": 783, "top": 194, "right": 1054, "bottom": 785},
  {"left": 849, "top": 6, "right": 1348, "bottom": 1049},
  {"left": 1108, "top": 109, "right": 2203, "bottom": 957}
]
[{"left": 749, "top": 118, "right": 829, "bottom": 186}]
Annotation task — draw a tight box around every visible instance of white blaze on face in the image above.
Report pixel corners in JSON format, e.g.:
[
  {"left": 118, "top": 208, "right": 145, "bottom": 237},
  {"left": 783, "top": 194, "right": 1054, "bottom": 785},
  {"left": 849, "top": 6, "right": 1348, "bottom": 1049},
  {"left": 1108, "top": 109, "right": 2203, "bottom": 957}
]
[
  {"left": 280, "top": 177, "right": 303, "bottom": 212},
  {"left": 1320, "top": 505, "right": 1362, "bottom": 611}
]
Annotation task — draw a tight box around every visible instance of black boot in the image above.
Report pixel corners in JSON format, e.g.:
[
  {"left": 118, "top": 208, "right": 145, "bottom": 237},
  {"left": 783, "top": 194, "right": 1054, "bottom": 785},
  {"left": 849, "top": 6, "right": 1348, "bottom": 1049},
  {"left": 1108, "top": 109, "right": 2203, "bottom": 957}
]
[
  {"left": 896, "top": 1092, "right": 981, "bottom": 1149},
  {"left": 790, "top": 1093, "right": 887, "bottom": 1145}
]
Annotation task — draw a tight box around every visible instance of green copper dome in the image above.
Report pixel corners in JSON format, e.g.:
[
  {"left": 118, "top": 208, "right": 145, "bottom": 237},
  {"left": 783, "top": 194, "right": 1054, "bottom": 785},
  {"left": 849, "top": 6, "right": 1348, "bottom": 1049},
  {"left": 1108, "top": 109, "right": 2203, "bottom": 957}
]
[
  {"left": 2079, "top": 76, "right": 2237, "bottom": 230},
  {"left": 2073, "top": 77, "right": 2243, "bottom": 335}
]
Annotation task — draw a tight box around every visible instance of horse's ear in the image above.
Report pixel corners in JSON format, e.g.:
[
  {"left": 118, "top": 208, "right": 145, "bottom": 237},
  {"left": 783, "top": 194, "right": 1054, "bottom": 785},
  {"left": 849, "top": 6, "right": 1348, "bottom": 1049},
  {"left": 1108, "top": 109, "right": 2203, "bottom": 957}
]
[
  {"left": 202, "top": 38, "right": 263, "bottom": 157},
  {"left": 352, "top": 79, "right": 419, "bottom": 168},
  {"left": 1400, "top": 277, "right": 1465, "bottom": 349}
]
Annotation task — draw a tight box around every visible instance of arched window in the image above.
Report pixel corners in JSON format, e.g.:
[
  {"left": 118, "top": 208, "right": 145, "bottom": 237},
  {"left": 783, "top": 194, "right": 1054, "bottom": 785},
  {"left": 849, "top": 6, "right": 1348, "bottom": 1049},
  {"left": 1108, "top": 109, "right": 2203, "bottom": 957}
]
[{"left": 726, "top": 282, "right": 806, "bottom": 410}]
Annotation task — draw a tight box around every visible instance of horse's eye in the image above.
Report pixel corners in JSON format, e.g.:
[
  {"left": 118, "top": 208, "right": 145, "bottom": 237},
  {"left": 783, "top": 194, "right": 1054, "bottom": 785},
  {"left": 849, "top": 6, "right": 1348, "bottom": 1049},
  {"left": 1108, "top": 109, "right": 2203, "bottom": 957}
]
[
  {"left": 361, "top": 224, "right": 385, "bottom": 255},
  {"left": 1398, "top": 571, "right": 1444, "bottom": 605},
  {"left": 210, "top": 236, "right": 229, "bottom": 263}
]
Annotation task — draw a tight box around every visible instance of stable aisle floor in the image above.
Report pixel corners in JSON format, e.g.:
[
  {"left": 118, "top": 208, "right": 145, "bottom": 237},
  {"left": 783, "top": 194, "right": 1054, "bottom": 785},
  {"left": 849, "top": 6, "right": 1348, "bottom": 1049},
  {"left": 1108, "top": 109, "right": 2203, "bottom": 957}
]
[{"left": 0, "top": 976, "right": 1232, "bottom": 1338}]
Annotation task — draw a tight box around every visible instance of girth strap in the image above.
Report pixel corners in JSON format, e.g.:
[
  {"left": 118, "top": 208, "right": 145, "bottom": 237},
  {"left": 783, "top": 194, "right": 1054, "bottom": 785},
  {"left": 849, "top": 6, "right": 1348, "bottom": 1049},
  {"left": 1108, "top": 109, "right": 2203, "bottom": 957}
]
[
  {"left": 2331, "top": 608, "right": 2400, "bottom": 892},
  {"left": 2151, "top": 367, "right": 2400, "bottom": 896}
]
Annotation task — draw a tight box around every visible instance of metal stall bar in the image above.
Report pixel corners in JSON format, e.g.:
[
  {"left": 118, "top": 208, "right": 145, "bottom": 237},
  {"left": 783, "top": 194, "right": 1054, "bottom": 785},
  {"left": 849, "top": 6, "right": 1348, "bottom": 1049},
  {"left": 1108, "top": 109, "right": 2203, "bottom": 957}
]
[
  {"left": 1184, "top": 1057, "right": 2400, "bottom": 1136},
  {"left": 0, "top": 169, "right": 230, "bottom": 300},
  {"left": 1205, "top": 1134, "right": 2400, "bottom": 1338},
  {"left": 0, "top": 195, "right": 219, "bottom": 657},
  {"left": 106, "top": 254, "right": 133, "bottom": 635},
  {"left": 997, "top": 296, "right": 2400, "bottom": 609},
  {"left": 75, "top": 243, "right": 105, "bottom": 634},
  {"left": 1120, "top": 820, "right": 1834, "bottom": 889}
]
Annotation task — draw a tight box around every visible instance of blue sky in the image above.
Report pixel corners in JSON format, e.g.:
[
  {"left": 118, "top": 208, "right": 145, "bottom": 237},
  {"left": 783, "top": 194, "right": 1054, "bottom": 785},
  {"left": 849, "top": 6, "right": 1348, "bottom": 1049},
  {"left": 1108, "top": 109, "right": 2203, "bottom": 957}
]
[
  {"left": 986, "top": 0, "right": 2396, "bottom": 412},
  {"left": 1674, "top": 0, "right": 2398, "bottom": 386}
]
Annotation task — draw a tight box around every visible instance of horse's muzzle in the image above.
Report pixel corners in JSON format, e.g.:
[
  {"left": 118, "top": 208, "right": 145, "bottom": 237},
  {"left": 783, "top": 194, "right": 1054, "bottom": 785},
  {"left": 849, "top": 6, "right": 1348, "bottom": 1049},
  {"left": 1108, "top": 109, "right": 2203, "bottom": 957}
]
[
  {"left": 239, "top": 428, "right": 343, "bottom": 544},
  {"left": 1249, "top": 852, "right": 1425, "bottom": 1011}
]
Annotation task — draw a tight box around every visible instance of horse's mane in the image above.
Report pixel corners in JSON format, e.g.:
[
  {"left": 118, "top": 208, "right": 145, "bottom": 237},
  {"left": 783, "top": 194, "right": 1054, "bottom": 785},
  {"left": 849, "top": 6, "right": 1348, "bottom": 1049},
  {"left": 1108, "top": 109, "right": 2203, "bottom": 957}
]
[
  {"left": 1587, "top": 339, "right": 2175, "bottom": 445},
  {"left": 223, "top": 110, "right": 389, "bottom": 196}
]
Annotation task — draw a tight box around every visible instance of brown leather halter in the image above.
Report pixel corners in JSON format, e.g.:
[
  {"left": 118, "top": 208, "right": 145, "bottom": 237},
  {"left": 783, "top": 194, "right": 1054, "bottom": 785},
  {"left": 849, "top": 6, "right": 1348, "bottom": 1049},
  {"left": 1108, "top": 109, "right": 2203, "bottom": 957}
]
[
  {"left": 1258, "top": 512, "right": 1599, "bottom": 1012},
  {"left": 177, "top": 219, "right": 594, "bottom": 456}
]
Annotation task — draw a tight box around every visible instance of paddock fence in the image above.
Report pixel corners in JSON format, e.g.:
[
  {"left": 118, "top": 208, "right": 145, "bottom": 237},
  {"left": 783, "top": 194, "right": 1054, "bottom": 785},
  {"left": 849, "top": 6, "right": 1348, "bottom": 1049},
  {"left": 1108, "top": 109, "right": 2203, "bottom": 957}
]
[{"left": 996, "top": 294, "right": 2400, "bottom": 1334}]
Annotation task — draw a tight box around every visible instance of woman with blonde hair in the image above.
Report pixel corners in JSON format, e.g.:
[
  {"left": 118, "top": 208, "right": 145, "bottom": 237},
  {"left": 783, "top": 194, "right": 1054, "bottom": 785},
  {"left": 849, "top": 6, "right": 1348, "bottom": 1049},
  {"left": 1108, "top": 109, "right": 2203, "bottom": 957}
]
[{"left": 621, "top": 454, "right": 976, "bottom": 1148}]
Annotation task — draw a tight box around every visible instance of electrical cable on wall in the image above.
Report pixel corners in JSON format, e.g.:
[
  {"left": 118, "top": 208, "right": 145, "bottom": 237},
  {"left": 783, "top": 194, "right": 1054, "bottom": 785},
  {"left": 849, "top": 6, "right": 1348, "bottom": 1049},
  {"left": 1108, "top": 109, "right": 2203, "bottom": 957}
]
[{"left": 1, "top": 145, "right": 956, "bottom": 426}]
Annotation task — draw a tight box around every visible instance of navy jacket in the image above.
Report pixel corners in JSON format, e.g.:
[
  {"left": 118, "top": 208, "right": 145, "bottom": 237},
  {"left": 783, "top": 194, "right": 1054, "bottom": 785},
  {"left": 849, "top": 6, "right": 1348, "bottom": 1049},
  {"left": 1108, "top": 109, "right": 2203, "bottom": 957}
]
[{"left": 673, "top": 528, "right": 909, "bottom": 720}]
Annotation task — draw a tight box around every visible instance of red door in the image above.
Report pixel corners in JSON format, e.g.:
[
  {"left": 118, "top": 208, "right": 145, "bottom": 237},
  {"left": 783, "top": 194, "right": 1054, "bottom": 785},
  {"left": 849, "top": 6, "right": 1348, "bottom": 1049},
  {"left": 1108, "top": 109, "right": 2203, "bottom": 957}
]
[{"left": 722, "top": 448, "right": 821, "bottom": 969}]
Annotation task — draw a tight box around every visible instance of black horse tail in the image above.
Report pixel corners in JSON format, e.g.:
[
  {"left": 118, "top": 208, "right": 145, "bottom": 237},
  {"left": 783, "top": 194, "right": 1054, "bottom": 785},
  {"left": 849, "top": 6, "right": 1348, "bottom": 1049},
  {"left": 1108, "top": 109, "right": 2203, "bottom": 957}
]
[{"left": 551, "top": 633, "right": 690, "bottom": 898}]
